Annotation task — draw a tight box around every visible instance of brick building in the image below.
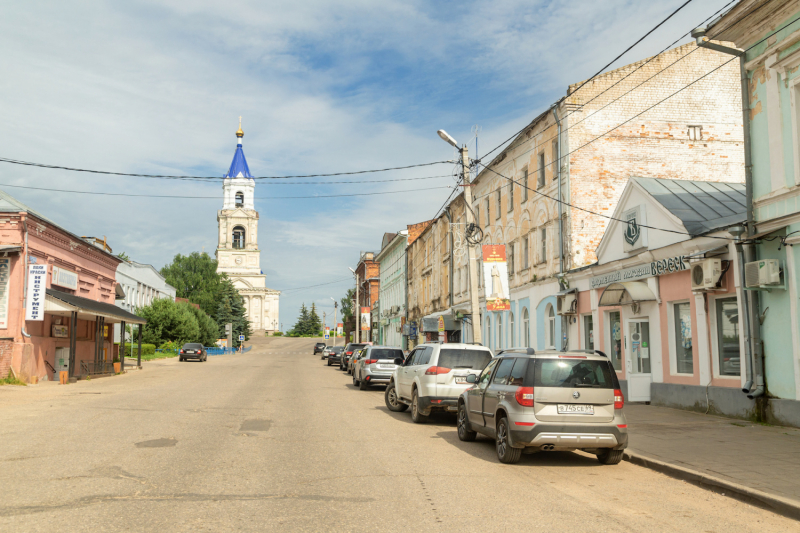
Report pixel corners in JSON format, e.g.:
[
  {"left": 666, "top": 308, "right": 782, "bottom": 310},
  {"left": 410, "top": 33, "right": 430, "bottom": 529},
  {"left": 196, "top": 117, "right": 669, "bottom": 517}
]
[{"left": 353, "top": 251, "right": 380, "bottom": 343}]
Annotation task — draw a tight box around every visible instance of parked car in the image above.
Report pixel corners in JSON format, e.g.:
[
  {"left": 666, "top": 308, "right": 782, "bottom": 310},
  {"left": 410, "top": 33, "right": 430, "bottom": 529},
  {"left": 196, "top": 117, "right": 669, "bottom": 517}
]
[
  {"left": 384, "top": 343, "right": 493, "bottom": 423},
  {"left": 313, "top": 342, "right": 326, "bottom": 355},
  {"left": 340, "top": 343, "right": 368, "bottom": 371},
  {"left": 179, "top": 343, "right": 207, "bottom": 362},
  {"left": 456, "top": 348, "right": 627, "bottom": 465},
  {"left": 326, "top": 346, "right": 345, "bottom": 366},
  {"left": 321, "top": 346, "right": 332, "bottom": 360},
  {"left": 353, "top": 346, "right": 404, "bottom": 390},
  {"left": 347, "top": 348, "right": 366, "bottom": 375}
]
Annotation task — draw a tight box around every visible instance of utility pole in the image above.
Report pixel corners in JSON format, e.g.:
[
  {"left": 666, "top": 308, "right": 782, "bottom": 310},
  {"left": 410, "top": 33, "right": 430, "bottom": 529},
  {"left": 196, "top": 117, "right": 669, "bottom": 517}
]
[
  {"left": 460, "top": 144, "right": 483, "bottom": 345},
  {"left": 355, "top": 275, "right": 360, "bottom": 343},
  {"left": 331, "top": 299, "right": 338, "bottom": 347}
]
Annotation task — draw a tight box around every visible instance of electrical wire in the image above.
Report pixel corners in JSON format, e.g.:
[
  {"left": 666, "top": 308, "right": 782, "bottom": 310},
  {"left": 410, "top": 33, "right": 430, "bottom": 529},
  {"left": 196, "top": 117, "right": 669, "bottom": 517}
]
[
  {"left": 279, "top": 277, "right": 354, "bottom": 293},
  {"left": 0, "top": 182, "right": 454, "bottom": 200}
]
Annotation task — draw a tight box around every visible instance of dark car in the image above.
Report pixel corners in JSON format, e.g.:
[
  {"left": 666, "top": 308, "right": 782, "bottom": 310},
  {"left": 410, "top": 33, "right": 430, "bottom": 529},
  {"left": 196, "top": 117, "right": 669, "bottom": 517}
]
[
  {"left": 180, "top": 343, "right": 207, "bottom": 362},
  {"left": 340, "top": 343, "right": 368, "bottom": 371},
  {"left": 326, "top": 346, "right": 344, "bottom": 366},
  {"left": 313, "top": 342, "right": 326, "bottom": 355}
]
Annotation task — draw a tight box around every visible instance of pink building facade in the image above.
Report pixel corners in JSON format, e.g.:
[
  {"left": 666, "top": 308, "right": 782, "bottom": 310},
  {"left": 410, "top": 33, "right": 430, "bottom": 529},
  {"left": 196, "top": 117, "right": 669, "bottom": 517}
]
[
  {"left": 564, "top": 178, "right": 755, "bottom": 419},
  {"left": 0, "top": 191, "right": 144, "bottom": 383}
]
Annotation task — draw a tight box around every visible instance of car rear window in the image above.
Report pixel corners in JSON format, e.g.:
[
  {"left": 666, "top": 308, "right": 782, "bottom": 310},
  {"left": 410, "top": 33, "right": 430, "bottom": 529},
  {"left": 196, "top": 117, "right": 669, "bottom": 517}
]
[
  {"left": 370, "top": 349, "right": 403, "bottom": 360},
  {"left": 534, "top": 359, "right": 616, "bottom": 389},
  {"left": 347, "top": 344, "right": 367, "bottom": 351},
  {"left": 437, "top": 349, "right": 492, "bottom": 370},
  {"left": 330, "top": 347, "right": 343, "bottom": 353},
  {"left": 183, "top": 343, "right": 203, "bottom": 350}
]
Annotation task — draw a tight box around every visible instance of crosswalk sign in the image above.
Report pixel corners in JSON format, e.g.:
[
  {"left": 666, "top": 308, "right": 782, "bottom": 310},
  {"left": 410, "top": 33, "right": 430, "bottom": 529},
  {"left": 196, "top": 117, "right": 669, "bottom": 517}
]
[{"left": 239, "top": 335, "right": 245, "bottom": 341}]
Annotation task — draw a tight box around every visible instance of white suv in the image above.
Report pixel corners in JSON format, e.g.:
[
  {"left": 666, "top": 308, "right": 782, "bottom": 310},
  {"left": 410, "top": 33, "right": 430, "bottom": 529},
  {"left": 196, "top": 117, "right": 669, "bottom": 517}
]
[{"left": 384, "top": 343, "right": 494, "bottom": 423}]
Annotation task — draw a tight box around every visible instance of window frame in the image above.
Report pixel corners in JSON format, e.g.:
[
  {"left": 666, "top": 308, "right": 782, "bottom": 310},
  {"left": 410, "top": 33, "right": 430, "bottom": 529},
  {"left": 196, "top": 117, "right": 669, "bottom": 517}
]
[
  {"left": 582, "top": 313, "right": 594, "bottom": 351},
  {"left": 522, "top": 307, "right": 530, "bottom": 347},
  {"left": 509, "top": 311, "right": 515, "bottom": 347},
  {"left": 667, "top": 300, "right": 694, "bottom": 376},
  {"left": 508, "top": 242, "right": 515, "bottom": 276},
  {"left": 491, "top": 358, "right": 516, "bottom": 386},
  {"left": 537, "top": 152, "right": 546, "bottom": 189},
  {"left": 232, "top": 226, "right": 246, "bottom": 249},
  {"left": 540, "top": 227, "right": 547, "bottom": 264},
  {"left": 522, "top": 233, "right": 529, "bottom": 269},
  {"left": 521, "top": 168, "right": 529, "bottom": 202},
  {"left": 552, "top": 140, "right": 559, "bottom": 182},
  {"left": 496, "top": 313, "right": 503, "bottom": 351},
  {"left": 495, "top": 189, "right": 502, "bottom": 219},
  {"left": 546, "top": 304, "right": 556, "bottom": 350},
  {"left": 508, "top": 180, "right": 514, "bottom": 212},
  {"left": 710, "top": 295, "right": 742, "bottom": 379}
]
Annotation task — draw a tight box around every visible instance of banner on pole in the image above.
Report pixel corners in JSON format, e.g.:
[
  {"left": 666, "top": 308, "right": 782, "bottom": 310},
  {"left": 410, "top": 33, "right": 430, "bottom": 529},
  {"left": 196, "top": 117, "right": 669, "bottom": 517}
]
[
  {"left": 360, "top": 307, "right": 371, "bottom": 331},
  {"left": 482, "top": 245, "right": 510, "bottom": 311},
  {"left": 337, "top": 323, "right": 343, "bottom": 335},
  {"left": 26, "top": 264, "right": 46, "bottom": 321}
]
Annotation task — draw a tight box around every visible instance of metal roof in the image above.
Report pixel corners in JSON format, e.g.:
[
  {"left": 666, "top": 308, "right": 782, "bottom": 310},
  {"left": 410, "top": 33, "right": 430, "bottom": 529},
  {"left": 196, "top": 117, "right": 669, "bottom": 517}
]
[
  {"left": 225, "top": 143, "right": 252, "bottom": 179},
  {"left": 46, "top": 288, "right": 147, "bottom": 324},
  {"left": 634, "top": 177, "right": 746, "bottom": 235}
]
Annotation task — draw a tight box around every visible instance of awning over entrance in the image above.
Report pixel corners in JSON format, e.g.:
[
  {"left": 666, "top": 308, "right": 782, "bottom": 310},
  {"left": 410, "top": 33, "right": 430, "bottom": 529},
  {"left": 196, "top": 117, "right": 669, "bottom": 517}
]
[
  {"left": 598, "top": 282, "right": 657, "bottom": 307},
  {"left": 421, "top": 309, "right": 458, "bottom": 332},
  {"left": 45, "top": 288, "right": 146, "bottom": 325}
]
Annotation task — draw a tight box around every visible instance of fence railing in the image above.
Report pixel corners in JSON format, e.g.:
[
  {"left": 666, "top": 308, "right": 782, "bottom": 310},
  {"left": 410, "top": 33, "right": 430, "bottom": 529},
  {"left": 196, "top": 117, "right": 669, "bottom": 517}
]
[{"left": 81, "top": 361, "right": 115, "bottom": 376}]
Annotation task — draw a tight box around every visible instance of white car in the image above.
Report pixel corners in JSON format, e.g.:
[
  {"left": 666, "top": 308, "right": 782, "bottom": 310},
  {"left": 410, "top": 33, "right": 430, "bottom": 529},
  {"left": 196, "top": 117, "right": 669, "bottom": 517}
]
[{"left": 384, "top": 343, "right": 494, "bottom": 423}]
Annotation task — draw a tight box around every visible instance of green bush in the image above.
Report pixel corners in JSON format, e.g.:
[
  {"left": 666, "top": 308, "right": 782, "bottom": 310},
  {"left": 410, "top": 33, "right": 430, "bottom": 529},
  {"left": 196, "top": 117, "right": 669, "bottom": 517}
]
[
  {"left": 271, "top": 331, "right": 283, "bottom": 336},
  {"left": 159, "top": 341, "right": 181, "bottom": 351},
  {"left": 115, "top": 343, "right": 156, "bottom": 355}
]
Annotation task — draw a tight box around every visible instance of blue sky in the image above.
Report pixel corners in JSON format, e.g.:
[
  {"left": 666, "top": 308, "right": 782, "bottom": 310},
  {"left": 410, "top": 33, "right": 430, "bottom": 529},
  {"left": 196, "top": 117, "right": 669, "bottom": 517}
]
[{"left": 0, "top": 0, "right": 735, "bottom": 330}]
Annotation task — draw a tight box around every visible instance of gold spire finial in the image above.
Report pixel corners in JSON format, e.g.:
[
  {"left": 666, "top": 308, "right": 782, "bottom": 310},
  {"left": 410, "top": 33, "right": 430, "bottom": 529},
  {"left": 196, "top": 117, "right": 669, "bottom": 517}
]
[{"left": 236, "top": 116, "right": 244, "bottom": 138}]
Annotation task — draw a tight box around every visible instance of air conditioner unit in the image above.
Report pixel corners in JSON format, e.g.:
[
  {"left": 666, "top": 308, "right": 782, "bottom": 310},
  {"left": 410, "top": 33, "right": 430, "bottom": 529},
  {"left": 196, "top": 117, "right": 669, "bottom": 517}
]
[
  {"left": 391, "top": 305, "right": 400, "bottom": 314},
  {"left": 690, "top": 258, "right": 722, "bottom": 290},
  {"left": 745, "top": 259, "right": 782, "bottom": 287},
  {"left": 395, "top": 325, "right": 401, "bottom": 332},
  {"left": 557, "top": 293, "right": 577, "bottom": 315}
]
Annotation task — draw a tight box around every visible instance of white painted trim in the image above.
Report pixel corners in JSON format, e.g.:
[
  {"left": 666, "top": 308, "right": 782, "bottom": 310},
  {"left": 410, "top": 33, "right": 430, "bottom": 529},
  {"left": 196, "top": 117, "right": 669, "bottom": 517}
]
[
  {"left": 695, "top": 293, "right": 711, "bottom": 386},
  {"left": 788, "top": 74, "right": 800, "bottom": 187},
  {"left": 667, "top": 300, "right": 694, "bottom": 377},
  {"left": 784, "top": 245, "right": 800, "bottom": 400},
  {"left": 765, "top": 53, "right": 788, "bottom": 193},
  {"left": 708, "top": 293, "right": 743, "bottom": 381},
  {"left": 730, "top": 241, "right": 748, "bottom": 389}
]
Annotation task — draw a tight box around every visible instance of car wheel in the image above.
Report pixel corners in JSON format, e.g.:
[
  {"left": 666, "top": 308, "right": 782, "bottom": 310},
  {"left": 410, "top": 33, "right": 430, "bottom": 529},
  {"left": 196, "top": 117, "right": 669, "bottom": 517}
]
[
  {"left": 457, "top": 402, "right": 477, "bottom": 442},
  {"left": 596, "top": 449, "right": 624, "bottom": 465},
  {"left": 384, "top": 383, "right": 408, "bottom": 412},
  {"left": 496, "top": 417, "right": 522, "bottom": 464},
  {"left": 327, "top": 360, "right": 332, "bottom": 366},
  {"left": 352, "top": 374, "right": 359, "bottom": 387},
  {"left": 410, "top": 389, "right": 429, "bottom": 424},
  {"left": 359, "top": 375, "right": 368, "bottom": 391}
]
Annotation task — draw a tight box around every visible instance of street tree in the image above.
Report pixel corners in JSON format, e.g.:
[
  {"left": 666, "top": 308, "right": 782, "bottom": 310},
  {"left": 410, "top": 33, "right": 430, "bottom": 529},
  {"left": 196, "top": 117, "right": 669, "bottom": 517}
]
[
  {"left": 215, "top": 278, "right": 251, "bottom": 347},
  {"left": 340, "top": 288, "right": 355, "bottom": 321},
  {"left": 138, "top": 298, "right": 201, "bottom": 347},
  {"left": 160, "top": 252, "right": 225, "bottom": 316}
]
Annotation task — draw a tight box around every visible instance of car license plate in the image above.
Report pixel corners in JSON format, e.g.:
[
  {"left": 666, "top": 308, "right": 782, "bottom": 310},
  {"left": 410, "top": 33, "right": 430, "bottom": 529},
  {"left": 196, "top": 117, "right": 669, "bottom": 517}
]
[
  {"left": 557, "top": 404, "right": 594, "bottom": 415},
  {"left": 454, "top": 376, "right": 468, "bottom": 384}
]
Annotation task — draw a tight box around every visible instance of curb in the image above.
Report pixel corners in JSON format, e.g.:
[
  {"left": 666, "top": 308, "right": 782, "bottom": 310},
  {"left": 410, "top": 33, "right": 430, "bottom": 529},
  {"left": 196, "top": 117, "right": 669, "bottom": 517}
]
[{"left": 624, "top": 451, "right": 800, "bottom": 521}]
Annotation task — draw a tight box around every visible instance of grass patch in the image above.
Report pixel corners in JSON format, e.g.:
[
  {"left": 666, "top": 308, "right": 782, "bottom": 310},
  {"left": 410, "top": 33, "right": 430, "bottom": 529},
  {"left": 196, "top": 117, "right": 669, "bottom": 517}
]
[
  {"left": 1, "top": 374, "right": 27, "bottom": 386},
  {"left": 123, "top": 351, "right": 179, "bottom": 361}
]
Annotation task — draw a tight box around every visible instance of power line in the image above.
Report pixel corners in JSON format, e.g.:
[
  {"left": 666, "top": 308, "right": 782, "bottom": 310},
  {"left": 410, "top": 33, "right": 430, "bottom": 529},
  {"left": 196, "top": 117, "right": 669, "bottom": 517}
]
[
  {"left": 0, "top": 182, "right": 454, "bottom": 199},
  {"left": 0, "top": 156, "right": 450, "bottom": 180},
  {"left": 279, "top": 277, "right": 354, "bottom": 293}
]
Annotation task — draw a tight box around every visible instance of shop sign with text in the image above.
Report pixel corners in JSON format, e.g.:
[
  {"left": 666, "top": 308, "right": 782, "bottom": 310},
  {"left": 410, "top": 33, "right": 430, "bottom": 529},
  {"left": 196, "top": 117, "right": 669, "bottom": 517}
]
[{"left": 591, "top": 255, "right": 689, "bottom": 289}]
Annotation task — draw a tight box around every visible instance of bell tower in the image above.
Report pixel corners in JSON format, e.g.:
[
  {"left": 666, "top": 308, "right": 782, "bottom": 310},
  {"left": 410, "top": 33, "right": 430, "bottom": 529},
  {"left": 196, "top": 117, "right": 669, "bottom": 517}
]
[{"left": 215, "top": 119, "right": 280, "bottom": 332}]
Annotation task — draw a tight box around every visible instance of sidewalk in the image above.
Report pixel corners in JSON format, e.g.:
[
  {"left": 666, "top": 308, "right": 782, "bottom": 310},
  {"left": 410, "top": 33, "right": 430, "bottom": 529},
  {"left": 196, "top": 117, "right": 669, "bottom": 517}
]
[{"left": 624, "top": 403, "right": 800, "bottom": 518}]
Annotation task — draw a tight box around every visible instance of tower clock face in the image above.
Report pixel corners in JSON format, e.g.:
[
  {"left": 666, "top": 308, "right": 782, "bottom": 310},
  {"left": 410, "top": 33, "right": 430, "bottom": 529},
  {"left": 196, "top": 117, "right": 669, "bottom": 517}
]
[{"left": 235, "top": 257, "right": 243, "bottom": 265}]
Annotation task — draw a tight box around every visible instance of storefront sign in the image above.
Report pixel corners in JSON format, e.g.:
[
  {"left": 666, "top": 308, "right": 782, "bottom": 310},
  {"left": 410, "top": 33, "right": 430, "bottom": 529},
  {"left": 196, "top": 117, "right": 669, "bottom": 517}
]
[
  {"left": 26, "top": 264, "right": 46, "bottom": 321},
  {"left": 52, "top": 325, "right": 69, "bottom": 338},
  {"left": 52, "top": 266, "right": 78, "bottom": 290},
  {"left": 482, "top": 245, "right": 510, "bottom": 311},
  {"left": 437, "top": 316, "right": 445, "bottom": 332},
  {"left": 360, "top": 307, "right": 370, "bottom": 331},
  {"left": 590, "top": 255, "right": 689, "bottom": 289},
  {"left": 0, "top": 258, "right": 10, "bottom": 329}
]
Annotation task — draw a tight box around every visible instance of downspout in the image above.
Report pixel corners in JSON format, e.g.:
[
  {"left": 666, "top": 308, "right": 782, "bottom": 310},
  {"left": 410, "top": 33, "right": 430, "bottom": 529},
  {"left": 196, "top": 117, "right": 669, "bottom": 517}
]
[
  {"left": 21, "top": 216, "right": 30, "bottom": 338},
  {"left": 445, "top": 207, "right": 454, "bottom": 309},
  {"left": 552, "top": 103, "right": 566, "bottom": 350},
  {"left": 694, "top": 27, "right": 763, "bottom": 398}
]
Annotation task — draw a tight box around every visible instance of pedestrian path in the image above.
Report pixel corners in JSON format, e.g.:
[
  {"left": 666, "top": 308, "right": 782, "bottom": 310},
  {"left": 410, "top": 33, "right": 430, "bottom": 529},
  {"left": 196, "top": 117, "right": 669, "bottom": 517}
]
[{"left": 625, "top": 404, "right": 800, "bottom": 516}]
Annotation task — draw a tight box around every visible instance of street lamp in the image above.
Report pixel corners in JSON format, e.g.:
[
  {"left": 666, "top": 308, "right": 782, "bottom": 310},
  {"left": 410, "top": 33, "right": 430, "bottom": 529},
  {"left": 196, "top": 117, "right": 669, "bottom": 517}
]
[
  {"left": 330, "top": 296, "right": 338, "bottom": 347},
  {"left": 438, "top": 128, "right": 482, "bottom": 345}
]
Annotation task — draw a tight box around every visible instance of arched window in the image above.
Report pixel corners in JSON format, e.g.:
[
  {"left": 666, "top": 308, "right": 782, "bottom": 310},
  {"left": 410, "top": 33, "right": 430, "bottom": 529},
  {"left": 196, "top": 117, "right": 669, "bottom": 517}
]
[
  {"left": 235, "top": 192, "right": 244, "bottom": 207},
  {"left": 233, "top": 226, "right": 246, "bottom": 249},
  {"left": 486, "top": 317, "right": 491, "bottom": 350},
  {"left": 546, "top": 304, "right": 556, "bottom": 349},
  {"left": 510, "top": 312, "right": 515, "bottom": 348},
  {"left": 522, "top": 308, "right": 530, "bottom": 347},
  {"left": 497, "top": 314, "right": 503, "bottom": 351}
]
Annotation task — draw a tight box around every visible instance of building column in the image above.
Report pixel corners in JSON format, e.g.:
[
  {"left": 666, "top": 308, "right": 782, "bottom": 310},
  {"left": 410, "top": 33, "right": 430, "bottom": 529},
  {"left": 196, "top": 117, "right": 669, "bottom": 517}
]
[{"left": 695, "top": 293, "right": 711, "bottom": 386}]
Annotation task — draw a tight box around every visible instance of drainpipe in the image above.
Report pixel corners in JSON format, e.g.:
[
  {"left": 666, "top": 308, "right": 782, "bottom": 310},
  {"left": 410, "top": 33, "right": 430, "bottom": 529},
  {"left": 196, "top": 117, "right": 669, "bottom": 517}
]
[
  {"left": 694, "top": 27, "right": 764, "bottom": 398},
  {"left": 21, "top": 216, "right": 30, "bottom": 338},
  {"left": 445, "top": 207, "right": 454, "bottom": 309},
  {"left": 552, "top": 103, "right": 566, "bottom": 350}
]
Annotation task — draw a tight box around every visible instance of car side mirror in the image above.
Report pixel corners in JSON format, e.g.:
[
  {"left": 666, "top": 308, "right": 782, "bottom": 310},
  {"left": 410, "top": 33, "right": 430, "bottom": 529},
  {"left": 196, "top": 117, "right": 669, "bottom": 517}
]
[
  {"left": 394, "top": 357, "right": 404, "bottom": 365},
  {"left": 466, "top": 374, "right": 477, "bottom": 384}
]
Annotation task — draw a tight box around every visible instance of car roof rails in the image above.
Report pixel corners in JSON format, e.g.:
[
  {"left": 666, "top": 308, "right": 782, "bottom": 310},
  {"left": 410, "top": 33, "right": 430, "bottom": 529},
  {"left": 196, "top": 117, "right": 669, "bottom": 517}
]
[
  {"left": 562, "top": 349, "right": 609, "bottom": 358},
  {"left": 496, "top": 347, "right": 536, "bottom": 356}
]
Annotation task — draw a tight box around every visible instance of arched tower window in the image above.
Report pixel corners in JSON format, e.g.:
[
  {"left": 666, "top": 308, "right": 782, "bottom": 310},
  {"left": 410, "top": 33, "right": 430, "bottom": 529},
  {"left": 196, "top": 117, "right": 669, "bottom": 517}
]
[
  {"left": 235, "top": 192, "right": 244, "bottom": 207},
  {"left": 233, "top": 226, "right": 246, "bottom": 249}
]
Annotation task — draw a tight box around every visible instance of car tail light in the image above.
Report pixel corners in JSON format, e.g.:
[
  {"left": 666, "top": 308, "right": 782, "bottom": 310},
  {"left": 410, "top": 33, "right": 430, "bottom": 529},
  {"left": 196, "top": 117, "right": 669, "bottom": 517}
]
[
  {"left": 614, "top": 389, "right": 625, "bottom": 410},
  {"left": 346, "top": 351, "right": 352, "bottom": 356},
  {"left": 515, "top": 386, "right": 534, "bottom": 407},
  {"left": 365, "top": 359, "right": 377, "bottom": 365},
  {"left": 180, "top": 350, "right": 184, "bottom": 354},
  {"left": 424, "top": 366, "right": 451, "bottom": 375},
  {"left": 365, "top": 376, "right": 370, "bottom": 381}
]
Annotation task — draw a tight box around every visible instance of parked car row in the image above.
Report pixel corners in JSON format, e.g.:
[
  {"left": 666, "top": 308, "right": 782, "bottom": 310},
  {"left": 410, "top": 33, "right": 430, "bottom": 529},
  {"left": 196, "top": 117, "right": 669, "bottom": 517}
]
[{"left": 320, "top": 340, "right": 628, "bottom": 465}]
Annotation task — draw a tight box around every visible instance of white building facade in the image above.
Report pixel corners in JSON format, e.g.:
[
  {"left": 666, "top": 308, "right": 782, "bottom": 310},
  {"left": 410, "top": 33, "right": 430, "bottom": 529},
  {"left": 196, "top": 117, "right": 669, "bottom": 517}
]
[
  {"left": 375, "top": 231, "right": 407, "bottom": 349},
  {"left": 114, "top": 260, "right": 177, "bottom": 341}
]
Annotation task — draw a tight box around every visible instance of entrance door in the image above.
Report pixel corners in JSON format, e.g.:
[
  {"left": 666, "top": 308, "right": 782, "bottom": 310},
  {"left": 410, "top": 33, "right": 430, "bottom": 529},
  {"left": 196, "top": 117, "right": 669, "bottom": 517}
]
[
  {"left": 626, "top": 320, "right": 652, "bottom": 402},
  {"left": 54, "top": 347, "right": 70, "bottom": 379}
]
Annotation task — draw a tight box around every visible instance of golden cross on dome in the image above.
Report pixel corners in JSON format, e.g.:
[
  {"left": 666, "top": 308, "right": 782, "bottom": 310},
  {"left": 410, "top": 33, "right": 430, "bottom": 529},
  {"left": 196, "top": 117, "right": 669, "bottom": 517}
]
[{"left": 236, "top": 116, "right": 244, "bottom": 137}]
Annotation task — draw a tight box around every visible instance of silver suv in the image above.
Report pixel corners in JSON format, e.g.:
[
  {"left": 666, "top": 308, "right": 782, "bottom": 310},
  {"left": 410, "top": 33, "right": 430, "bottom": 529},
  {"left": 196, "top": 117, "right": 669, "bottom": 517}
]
[
  {"left": 384, "top": 343, "right": 494, "bottom": 423},
  {"left": 352, "top": 346, "right": 404, "bottom": 390},
  {"left": 457, "top": 349, "right": 627, "bottom": 465}
]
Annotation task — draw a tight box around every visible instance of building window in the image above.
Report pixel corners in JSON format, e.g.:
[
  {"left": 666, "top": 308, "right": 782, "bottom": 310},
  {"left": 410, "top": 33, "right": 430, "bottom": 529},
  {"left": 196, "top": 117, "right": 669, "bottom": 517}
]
[
  {"left": 673, "top": 302, "right": 693, "bottom": 374},
  {"left": 521, "top": 168, "right": 528, "bottom": 202},
  {"left": 583, "top": 314, "right": 594, "bottom": 350},
  {"left": 486, "top": 317, "right": 492, "bottom": 350},
  {"left": 508, "top": 243, "right": 515, "bottom": 276},
  {"left": 232, "top": 226, "right": 246, "bottom": 249},
  {"left": 537, "top": 152, "right": 545, "bottom": 188},
  {"left": 609, "top": 311, "right": 622, "bottom": 371},
  {"left": 522, "top": 307, "right": 530, "bottom": 346},
  {"left": 523, "top": 234, "right": 529, "bottom": 269},
  {"left": 688, "top": 125, "right": 703, "bottom": 141},
  {"left": 510, "top": 312, "right": 515, "bottom": 347},
  {"left": 508, "top": 180, "right": 514, "bottom": 211},
  {"left": 497, "top": 314, "right": 503, "bottom": 350},
  {"left": 235, "top": 191, "right": 244, "bottom": 207},
  {"left": 716, "top": 297, "right": 741, "bottom": 376},
  {"left": 474, "top": 204, "right": 480, "bottom": 227},
  {"left": 552, "top": 140, "right": 559, "bottom": 181},
  {"left": 496, "top": 189, "right": 501, "bottom": 218},
  {"left": 485, "top": 199, "right": 490, "bottom": 227},
  {"left": 540, "top": 227, "right": 547, "bottom": 264},
  {"left": 546, "top": 304, "right": 555, "bottom": 349}
]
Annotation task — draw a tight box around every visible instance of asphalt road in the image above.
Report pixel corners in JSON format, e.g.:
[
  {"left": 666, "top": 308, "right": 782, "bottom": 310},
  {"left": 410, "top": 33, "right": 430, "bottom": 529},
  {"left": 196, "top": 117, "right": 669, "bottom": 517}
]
[{"left": 1, "top": 336, "right": 796, "bottom": 532}]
